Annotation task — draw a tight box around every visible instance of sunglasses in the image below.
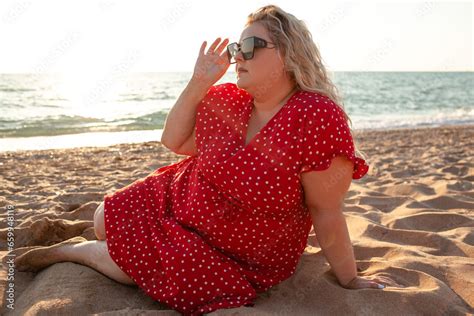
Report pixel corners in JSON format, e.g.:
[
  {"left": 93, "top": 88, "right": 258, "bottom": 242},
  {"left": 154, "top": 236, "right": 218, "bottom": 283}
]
[{"left": 226, "top": 36, "right": 276, "bottom": 64}]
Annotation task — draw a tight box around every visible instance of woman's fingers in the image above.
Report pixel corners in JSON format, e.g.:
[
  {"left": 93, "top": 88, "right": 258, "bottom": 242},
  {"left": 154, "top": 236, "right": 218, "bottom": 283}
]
[
  {"left": 361, "top": 278, "right": 384, "bottom": 289},
  {"left": 219, "top": 49, "right": 229, "bottom": 60},
  {"left": 199, "top": 41, "right": 207, "bottom": 56},
  {"left": 206, "top": 37, "right": 222, "bottom": 55},
  {"left": 352, "top": 277, "right": 382, "bottom": 289},
  {"left": 343, "top": 275, "right": 406, "bottom": 290},
  {"left": 199, "top": 37, "right": 229, "bottom": 58},
  {"left": 198, "top": 38, "right": 230, "bottom": 66},
  {"left": 215, "top": 38, "right": 229, "bottom": 55},
  {"left": 373, "top": 275, "right": 405, "bottom": 288}
]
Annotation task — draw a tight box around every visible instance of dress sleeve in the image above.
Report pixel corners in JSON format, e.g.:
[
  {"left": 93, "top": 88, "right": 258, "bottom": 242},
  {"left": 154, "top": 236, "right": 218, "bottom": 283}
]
[{"left": 299, "top": 99, "right": 369, "bottom": 179}]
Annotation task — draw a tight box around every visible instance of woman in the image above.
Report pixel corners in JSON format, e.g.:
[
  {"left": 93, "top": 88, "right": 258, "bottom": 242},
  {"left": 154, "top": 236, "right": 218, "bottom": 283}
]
[{"left": 11, "top": 5, "right": 403, "bottom": 316}]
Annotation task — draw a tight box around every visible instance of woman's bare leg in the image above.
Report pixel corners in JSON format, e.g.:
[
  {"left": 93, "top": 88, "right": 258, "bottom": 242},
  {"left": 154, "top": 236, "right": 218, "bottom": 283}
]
[{"left": 13, "top": 237, "right": 136, "bottom": 286}]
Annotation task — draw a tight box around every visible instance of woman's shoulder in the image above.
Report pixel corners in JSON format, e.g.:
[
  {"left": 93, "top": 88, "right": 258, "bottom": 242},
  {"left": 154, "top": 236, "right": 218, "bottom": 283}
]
[
  {"left": 208, "top": 82, "right": 249, "bottom": 96},
  {"left": 198, "top": 82, "right": 252, "bottom": 117},
  {"left": 203, "top": 82, "right": 252, "bottom": 107}
]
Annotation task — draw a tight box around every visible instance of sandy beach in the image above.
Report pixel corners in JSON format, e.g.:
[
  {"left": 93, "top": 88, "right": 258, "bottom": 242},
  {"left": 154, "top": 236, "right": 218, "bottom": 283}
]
[{"left": 0, "top": 124, "right": 473, "bottom": 315}]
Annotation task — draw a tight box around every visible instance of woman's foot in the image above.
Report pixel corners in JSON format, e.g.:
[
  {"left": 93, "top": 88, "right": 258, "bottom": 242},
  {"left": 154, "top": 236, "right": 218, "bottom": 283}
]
[{"left": 12, "top": 236, "right": 88, "bottom": 272}]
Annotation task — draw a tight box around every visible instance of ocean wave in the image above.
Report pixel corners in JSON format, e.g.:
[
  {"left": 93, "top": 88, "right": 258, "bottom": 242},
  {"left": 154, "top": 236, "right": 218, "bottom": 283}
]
[
  {"left": 0, "top": 111, "right": 169, "bottom": 138},
  {"left": 118, "top": 91, "right": 174, "bottom": 102},
  {"left": 353, "top": 108, "right": 474, "bottom": 130},
  {"left": 0, "top": 87, "right": 36, "bottom": 93}
]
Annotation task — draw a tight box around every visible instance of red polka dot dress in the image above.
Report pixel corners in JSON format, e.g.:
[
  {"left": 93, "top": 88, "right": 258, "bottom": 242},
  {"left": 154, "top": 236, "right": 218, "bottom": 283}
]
[{"left": 103, "top": 82, "right": 369, "bottom": 315}]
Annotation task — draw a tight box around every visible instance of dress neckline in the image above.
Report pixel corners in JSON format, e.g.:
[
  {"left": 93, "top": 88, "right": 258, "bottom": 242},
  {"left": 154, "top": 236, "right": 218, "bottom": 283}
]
[{"left": 240, "top": 89, "right": 301, "bottom": 149}]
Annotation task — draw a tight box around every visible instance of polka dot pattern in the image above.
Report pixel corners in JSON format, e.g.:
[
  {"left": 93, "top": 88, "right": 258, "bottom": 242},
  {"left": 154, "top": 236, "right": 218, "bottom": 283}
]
[
  {"left": 298, "top": 91, "right": 369, "bottom": 179},
  {"left": 103, "top": 82, "right": 369, "bottom": 315}
]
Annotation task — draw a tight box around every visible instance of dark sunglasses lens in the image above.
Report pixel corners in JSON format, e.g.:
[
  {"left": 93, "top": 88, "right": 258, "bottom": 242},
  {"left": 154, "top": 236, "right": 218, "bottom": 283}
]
[{"left": 241, "top": 37, "right": 255, "bottom": 60}]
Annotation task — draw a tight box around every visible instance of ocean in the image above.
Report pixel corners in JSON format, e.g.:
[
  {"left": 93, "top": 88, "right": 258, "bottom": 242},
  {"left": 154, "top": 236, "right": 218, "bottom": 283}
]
[{"left": 0, "top": 71, "right": 472, "bottom": 152}]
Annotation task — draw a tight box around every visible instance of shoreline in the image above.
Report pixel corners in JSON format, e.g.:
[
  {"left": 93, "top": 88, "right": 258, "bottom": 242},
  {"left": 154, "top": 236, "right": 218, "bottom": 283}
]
[{"left": 0, "top": 123, "right": 473, "bottom": 154}]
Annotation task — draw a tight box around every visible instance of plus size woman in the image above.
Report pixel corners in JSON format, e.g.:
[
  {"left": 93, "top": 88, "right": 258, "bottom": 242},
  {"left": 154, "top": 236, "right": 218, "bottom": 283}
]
[{"left": 12, "top": 5, "right": 402, "bottom": 316}]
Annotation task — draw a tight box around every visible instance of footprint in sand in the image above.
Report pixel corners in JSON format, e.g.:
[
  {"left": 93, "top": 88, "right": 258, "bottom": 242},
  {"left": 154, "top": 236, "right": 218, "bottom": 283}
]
[{"left": 10, "top": 236, "right": 88, "bottom": 272}]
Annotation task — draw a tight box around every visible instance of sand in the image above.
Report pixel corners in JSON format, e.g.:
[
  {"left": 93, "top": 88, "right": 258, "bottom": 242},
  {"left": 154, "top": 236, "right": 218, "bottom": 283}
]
[{"left": 0, "top": 125, "right": 473, "bottom": 315}]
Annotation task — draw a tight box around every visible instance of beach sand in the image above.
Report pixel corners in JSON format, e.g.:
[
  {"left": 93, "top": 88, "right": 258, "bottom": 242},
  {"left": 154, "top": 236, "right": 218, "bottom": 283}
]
[{"left": 0, "top": 125, "right": 473, "bottom": 315}]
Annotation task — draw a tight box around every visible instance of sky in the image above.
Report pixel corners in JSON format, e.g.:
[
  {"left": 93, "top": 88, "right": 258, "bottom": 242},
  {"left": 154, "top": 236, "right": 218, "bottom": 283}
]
[{"left": 0, "top": 0, "right": 472, "bottom": 74}]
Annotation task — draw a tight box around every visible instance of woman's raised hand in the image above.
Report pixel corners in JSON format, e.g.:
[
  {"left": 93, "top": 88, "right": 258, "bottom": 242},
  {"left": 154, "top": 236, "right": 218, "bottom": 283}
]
[{"left": 191, "top": 37, "right": 230, "bottom": 88}]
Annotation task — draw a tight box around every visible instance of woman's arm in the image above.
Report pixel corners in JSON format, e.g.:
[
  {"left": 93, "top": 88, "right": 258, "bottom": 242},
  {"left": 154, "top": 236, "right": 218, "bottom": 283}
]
[
  {"left": 161, "top": 38, "right": 230, "bottom": 152},
  {"left": 311, "top": 203, "right": 357, "bottom": 286},
  {"left": 300, "top": 156, "right": 357, "bottom": 287},
  {"left": 160, "top": 78, "right": 211, "bottom": 152}
]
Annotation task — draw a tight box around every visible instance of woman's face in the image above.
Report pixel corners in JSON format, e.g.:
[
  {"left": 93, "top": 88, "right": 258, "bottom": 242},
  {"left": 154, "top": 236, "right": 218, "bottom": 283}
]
[{"left": 234, "top": 22, "right": 287, "bottom": 95}]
